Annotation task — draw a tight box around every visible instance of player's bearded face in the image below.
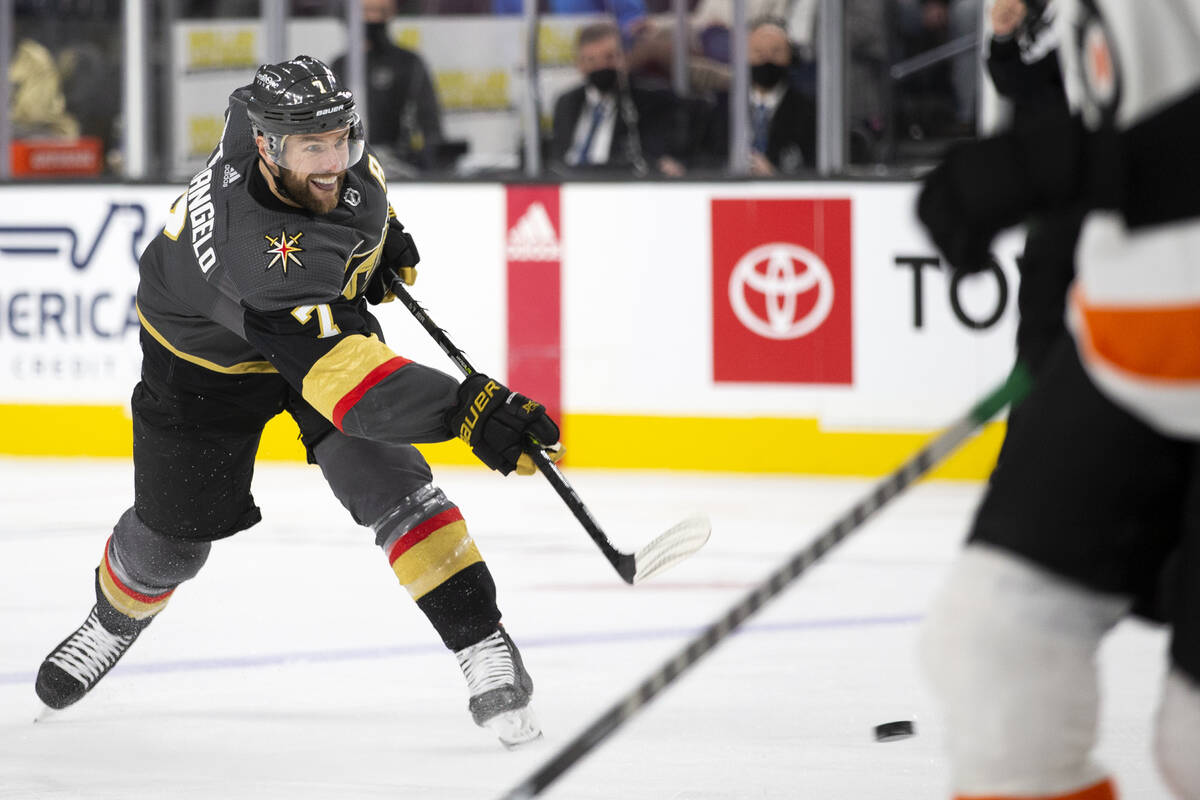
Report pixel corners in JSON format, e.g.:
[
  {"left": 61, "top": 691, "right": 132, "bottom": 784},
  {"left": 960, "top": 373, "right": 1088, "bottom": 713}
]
[
  {"left": 270, "top": 127, "right": 355, "bottom": 214},
  {"left": 277, "top": 164, "right": 345, "bottom": 214}
]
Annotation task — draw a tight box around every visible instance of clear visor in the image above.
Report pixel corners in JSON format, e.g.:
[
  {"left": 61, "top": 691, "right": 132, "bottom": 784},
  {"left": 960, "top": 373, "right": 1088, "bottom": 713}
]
[{"left": 266, "top": 123, "right": 365, "bottom": 174}]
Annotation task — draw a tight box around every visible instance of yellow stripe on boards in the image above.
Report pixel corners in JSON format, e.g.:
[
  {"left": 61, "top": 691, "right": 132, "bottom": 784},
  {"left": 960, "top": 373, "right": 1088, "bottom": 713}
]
[
  {"left": 562, "top": 414, "right": 1007, "bottom": 480},
  {"left": 0, "top": 403, "right": 479, "bottom": 464},
  {"left": 0, "top": 405, "right": 1005, "bottom": 479},
  {"left": 0, "top": 405, "right": 134, "bottom": 457}
]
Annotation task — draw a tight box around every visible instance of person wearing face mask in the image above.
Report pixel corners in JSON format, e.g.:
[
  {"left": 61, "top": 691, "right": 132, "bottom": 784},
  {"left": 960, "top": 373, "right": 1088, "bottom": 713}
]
[
  {"left": 744, "top": 17, "right": 815, "bottom": 175},
  {"left": 332, "top": 0, "right": 445, "bottom": 174},
  {"left": 688, "top": 17, "right": 815, "bottom": 175},
  {"left": 549, "top": 21, "right": 688, "bottom": 176}
]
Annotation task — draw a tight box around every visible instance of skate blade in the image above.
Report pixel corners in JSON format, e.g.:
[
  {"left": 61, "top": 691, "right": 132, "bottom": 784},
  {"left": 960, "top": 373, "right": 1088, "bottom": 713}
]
[
  {"left": 484, "top": 705, "right": 543, "bottom": 750},
  {"left": 33, "top": 705, "right": 59, "bottom": 723}
]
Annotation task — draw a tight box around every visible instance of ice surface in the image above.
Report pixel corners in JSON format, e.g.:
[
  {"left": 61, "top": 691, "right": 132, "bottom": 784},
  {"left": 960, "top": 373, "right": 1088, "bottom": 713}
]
[{"left": 0, "top": 457, "right": 1173, "bottom": 799}]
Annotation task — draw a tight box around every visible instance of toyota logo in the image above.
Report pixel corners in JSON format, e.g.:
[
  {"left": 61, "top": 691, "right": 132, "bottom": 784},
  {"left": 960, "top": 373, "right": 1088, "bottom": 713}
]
[{"left": 728, "top": 242, "right": 834, "bottom": 340}]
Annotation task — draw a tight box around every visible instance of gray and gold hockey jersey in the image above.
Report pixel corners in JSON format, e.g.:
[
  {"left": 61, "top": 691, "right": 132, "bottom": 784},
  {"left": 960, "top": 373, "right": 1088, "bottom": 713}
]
[{"left": 136, "top": 85, "right": 458, "bottom": 443}]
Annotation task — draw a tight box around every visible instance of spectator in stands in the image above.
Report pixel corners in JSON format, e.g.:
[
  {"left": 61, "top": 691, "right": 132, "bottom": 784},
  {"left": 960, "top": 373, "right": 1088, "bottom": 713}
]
[
  {"left": 689, "top": 17, "right": 814, "bottom": 175},
  {"left": 549, "top": 20, "right": 688, "bottom": 176},
  {"left": 332, "top": 0, "right": 446, "bottom": 174},
  {"left": 746, "top": 17, "right": 815, "bottom": 174},
  {"left": 629, "top": 1, "right": 884, "bottom": 165}
]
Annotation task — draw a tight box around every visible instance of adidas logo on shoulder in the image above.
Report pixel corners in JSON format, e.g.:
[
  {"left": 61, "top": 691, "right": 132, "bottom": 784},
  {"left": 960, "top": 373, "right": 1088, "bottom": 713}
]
[
  {"left": 222, "top": 163, "right": 243, "bottom": 188},
  {"left": 506, "top": 202, "right": 560, "bottom": 262}
]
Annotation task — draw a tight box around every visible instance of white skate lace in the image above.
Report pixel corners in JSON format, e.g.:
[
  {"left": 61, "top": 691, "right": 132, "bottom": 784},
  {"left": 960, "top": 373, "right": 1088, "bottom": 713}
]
[
  {"left": 455, "top": 630, "right": 515, "bottom": 696},
  {"left": 47, "top": 609, "right": 135, "bottom": 686}
]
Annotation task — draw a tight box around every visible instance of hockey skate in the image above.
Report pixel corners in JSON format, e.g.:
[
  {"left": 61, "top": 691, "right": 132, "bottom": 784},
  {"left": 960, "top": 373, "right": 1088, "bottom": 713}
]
[
  {"left": 455, "top": 626, "right": 541, "bottom": 749},
  {"left": 35, "top": 605, "right": 143, "bottom": 710}
]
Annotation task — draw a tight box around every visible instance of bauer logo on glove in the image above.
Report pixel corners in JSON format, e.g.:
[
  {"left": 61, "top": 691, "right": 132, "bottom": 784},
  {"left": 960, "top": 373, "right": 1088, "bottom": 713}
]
[
  {"left": 457, "top": 378, "right": 503, "bottom": 445},
  {"left": 448, "top": 373, "right": 561, "bottom": 476}
]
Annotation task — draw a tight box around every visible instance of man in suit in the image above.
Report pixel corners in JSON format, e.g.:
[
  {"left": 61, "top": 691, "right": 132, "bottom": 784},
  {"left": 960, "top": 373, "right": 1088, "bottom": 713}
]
[
  {"left": 550, "top": 21, "right": 687, "bottom": 176},
  {"left": 745, "top": 17, "right": 815, "bottom": 175},
  {"left": 688, "top": 17, "right": 816, "bottom": 175}
]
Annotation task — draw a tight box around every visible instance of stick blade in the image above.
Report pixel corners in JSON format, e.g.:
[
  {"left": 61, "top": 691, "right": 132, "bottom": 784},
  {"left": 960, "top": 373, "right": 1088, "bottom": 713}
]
[{"left": 632, "top": 514, "right": 711, "bottom": 584}]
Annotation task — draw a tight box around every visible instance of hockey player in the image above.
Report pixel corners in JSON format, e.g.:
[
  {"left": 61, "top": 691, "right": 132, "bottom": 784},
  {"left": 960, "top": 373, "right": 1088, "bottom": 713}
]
[
  {"left": 916, "top": 1, "right": 1200, "bottom": 798},
  {"left": 34, "top": 55, "right": 558, "bottom": 749}
]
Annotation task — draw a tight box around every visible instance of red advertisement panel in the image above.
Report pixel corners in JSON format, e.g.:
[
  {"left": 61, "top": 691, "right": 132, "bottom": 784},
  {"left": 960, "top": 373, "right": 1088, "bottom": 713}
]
[
  {"left": 506, "top": 185, "right": 562, "bottom": 426},
  {"left": 711, "top": 198, "right": 853, "bottom": 384},
  {"left": 10, "top": 137, "right": 103, "bottom": 177}
]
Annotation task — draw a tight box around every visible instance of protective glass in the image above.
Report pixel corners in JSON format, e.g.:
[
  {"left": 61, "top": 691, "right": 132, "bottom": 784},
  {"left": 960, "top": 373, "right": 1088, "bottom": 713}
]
[{"left": 265, "top": 122, "right": 365, "bottom": 173}]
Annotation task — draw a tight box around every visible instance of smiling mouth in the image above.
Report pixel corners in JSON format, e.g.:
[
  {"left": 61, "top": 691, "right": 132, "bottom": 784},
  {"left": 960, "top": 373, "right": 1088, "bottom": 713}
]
[{"left": 310, "top": 176, "right": 338, "bottom": 192}]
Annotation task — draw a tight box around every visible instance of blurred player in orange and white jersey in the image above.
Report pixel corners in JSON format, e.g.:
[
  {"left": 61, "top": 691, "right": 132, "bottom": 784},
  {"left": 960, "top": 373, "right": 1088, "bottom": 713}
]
[{"left": 915, "top": 1, "right": 1200, "bottom": 798}]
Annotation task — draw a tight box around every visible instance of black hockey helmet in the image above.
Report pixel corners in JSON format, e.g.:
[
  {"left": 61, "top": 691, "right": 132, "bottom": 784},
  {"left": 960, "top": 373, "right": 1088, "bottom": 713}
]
[{"left": 246, "top": 55, "right": 365, "bottom": 171}]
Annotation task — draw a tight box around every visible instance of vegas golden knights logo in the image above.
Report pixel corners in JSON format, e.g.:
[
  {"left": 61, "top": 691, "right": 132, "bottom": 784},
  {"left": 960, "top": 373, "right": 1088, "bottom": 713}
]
[{"left": 264, "top": 229, "right": 305, "bottom": 275}]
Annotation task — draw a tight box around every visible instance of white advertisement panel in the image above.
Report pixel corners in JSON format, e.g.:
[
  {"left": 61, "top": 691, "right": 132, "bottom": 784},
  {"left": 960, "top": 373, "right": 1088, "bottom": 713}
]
[
  {"left": 561, "top": 183, "right": 1024, "bottom": 428},
  {"left": 0, "top": 186, "right": 175, "bottom": 403},
  {"left": 368, "top": 183, "right": 509, "bottom": 378},
  {"left": 0, "top": 183, "right": 506, "bottom": 406},
  {"left": 0, "top": 181, "right": 1026, "bottom": 432}
]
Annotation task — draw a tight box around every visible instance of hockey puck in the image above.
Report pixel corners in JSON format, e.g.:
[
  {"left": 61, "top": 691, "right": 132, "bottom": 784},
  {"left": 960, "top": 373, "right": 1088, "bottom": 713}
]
[{"left": 873, "top": 720, "right": 915, "bottom": 742}]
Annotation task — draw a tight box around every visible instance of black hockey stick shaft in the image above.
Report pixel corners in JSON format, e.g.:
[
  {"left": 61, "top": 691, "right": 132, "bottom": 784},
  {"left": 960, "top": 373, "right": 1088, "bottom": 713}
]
[
  {"left": 496, "top": 365, "right": 1032, "bottom": 800},
  {"left": 385, "top": 273, "right": 637, "bottom": 583}
]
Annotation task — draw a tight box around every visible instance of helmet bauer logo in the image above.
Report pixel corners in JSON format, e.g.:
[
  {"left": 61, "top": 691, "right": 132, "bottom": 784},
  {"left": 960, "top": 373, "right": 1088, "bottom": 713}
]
[{"left": 727, "top": 242, "right": 834, "bottom": 340}]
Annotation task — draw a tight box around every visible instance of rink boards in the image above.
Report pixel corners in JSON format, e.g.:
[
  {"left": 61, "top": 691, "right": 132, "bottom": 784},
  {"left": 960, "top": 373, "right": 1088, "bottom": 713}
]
[{"left": 0, "top": 181, "right": 1027, "bottom": 477}]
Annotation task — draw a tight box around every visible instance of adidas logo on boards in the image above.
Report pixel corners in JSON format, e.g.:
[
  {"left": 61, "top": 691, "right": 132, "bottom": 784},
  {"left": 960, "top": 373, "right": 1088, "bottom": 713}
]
[
  {"left": 506, "top": 202, "right": 560, "bottom": 262},
  {"left": 222, "top": 164, "right": 243, "bottom": 187}
]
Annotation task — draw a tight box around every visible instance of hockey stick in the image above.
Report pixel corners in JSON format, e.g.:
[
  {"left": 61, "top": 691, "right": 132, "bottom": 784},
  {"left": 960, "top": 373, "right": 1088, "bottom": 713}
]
[
  {"left": 495, "top": 365, "right": 1032, "bottom": 800},
  {"left": 384, "top": 271, "right": 711, "bottom": 585}
]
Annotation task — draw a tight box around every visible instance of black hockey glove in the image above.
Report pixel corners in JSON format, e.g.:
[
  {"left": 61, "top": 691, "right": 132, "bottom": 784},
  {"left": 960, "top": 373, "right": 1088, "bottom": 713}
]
[
  {"left": 917, "top": 136, "right": 1031, "bottom": 275},
  {"left": 918, "top": 111, "right": 1087, "bottom": 275},
  {"left": 365, "top": 218, "right": 421, "bottom": 304},
  {"left": 448, "top": 373, "right": 561, "bottom": 476}
]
